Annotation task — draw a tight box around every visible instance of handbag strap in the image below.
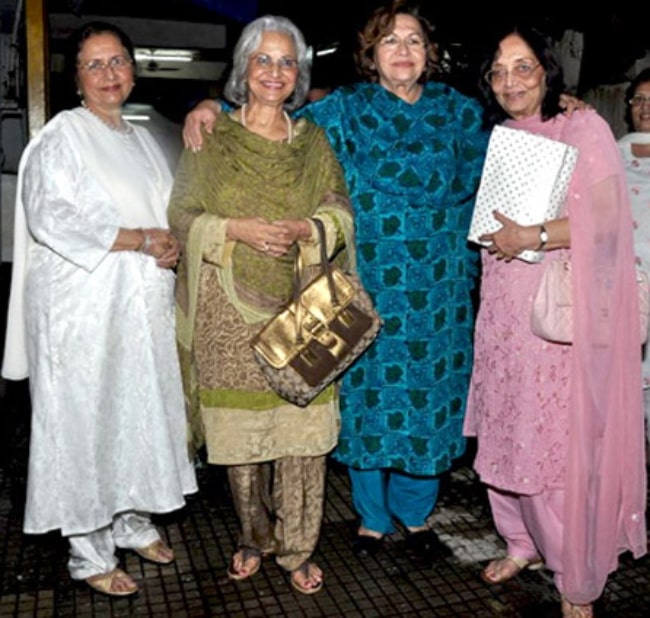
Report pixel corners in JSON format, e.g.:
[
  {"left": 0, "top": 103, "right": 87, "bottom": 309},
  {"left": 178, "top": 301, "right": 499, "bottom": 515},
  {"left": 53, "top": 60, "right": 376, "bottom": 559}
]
[
  {"left": 312, "top": 218, "right": 340, "bottom": 306},
  {"left": 291, "top": 217, "right": 339, "bottom": 344}
]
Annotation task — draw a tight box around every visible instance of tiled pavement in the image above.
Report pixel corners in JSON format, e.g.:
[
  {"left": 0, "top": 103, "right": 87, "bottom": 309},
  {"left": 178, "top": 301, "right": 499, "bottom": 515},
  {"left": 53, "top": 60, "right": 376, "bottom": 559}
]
[{"left": 1, "top": 263, "right": 649, "bottom": 617}]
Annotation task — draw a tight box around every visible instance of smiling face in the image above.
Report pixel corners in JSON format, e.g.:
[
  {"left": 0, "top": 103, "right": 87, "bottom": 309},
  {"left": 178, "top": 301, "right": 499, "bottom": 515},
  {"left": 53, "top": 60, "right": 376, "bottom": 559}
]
[
  {"left": 490, "top": 34, "right": 546, "bottom": 120},
  {"left": 372, "top": 13, "right": 427, "bottom": 94},
  {"left": 76, "top": 32, "right": 134, "bottom": 115},
  {"left": 246, "top": 30, "right": 298, "bottom": 108},
  {"left": 631, "top": 81, "right": 650, "bottom": 133}
]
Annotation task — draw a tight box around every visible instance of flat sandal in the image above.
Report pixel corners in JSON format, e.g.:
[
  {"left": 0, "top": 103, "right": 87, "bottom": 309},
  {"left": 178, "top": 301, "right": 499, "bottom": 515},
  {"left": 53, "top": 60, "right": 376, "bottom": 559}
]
[
  {"left": 85, "top": 568, "right": 138, "bottom": 597},
  {"left": 227, "top": 547, "right": 262, "bottom": 581},
  {"left": 480, "top": 555, "right": 544, "bottom": 585}
]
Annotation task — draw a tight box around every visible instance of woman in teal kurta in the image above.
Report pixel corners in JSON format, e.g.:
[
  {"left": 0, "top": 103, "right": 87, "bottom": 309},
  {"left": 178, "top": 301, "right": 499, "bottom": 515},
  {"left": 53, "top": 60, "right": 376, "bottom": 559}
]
[
  {"left": 296, "top": 5, "right": 487, "bottom": 558},
  {"left": 300, "top": 83, "right": 486, "bottom": 556},
  {"left": 183, "top": 2, "right": 487, "bottom": 559},
  {"left": 303, "top": 80, "right": 485, "bottom": 477}
]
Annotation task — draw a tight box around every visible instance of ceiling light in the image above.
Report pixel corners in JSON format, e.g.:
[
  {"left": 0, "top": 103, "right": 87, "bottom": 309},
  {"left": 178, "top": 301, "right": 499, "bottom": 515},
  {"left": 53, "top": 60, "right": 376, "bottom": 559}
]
[
  {"left": 134, "top": 49, "right": 197, "bottom": 63},
  {"left": 316, "top": 46, "right": 338, "bottom": 57}
]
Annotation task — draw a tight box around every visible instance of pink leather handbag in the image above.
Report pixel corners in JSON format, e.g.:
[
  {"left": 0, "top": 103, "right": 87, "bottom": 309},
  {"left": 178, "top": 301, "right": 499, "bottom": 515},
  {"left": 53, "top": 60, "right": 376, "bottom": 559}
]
[{"left": 531, "top": 259, "right": 650, "bottom": 344}]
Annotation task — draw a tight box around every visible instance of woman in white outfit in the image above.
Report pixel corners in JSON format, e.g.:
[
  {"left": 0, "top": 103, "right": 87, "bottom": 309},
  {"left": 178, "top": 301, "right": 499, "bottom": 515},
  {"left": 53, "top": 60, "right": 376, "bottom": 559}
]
[
  {"left": 618, "top": 67, "right": 650, "bottom": 444},
  {"left": 1, "top": 21, "right": 197, "bottom": 596}
]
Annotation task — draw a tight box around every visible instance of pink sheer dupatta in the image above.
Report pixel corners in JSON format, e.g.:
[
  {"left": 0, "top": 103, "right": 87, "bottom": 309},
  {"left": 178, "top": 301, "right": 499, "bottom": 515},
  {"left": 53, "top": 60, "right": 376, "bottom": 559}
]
[{"left": 560, "top": 111, "right": 647, "bottom": 604}]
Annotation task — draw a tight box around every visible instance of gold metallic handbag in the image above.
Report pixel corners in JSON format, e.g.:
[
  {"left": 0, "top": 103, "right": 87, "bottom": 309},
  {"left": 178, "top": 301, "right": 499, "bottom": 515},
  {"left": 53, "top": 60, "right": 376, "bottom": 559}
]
[{"left": 250, "top": 218, "right": 382, "bottom": 407}]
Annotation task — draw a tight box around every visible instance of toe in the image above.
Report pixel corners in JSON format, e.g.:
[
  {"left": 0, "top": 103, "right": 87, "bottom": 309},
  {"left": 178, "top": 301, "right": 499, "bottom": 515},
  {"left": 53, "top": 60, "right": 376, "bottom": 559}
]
[{"left": 112, "top": 570, "right": 137, "bottom": 594}]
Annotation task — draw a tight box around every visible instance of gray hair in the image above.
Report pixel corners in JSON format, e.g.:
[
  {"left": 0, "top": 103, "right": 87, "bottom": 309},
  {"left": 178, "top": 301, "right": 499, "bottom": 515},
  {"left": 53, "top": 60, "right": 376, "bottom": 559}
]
[{"left": 224, "top": 15, "right": 311, "bottom": 111}]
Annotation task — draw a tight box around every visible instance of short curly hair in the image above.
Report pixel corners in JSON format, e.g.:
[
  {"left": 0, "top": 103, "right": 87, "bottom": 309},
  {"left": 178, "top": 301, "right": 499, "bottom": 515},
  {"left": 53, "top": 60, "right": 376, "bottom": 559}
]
[
  {"left": 224, "top": 15, "right": 310, "bottom": 111},
  {"left": 355, "top": 0, "right": 439, "bottom": 83}
]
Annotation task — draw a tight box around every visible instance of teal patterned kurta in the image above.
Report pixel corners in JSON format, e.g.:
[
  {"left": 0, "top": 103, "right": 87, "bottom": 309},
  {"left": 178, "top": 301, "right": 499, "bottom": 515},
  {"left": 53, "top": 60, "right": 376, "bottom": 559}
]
[{"left": 299, "top": 82, "right": 488, "bottom": 476}]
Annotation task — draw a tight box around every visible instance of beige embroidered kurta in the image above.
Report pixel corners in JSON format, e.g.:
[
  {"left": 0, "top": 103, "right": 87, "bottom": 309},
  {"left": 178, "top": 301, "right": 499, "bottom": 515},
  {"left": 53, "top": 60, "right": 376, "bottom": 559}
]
[{"left": 169, "top": 113, "right": 354, "bottom": 464}]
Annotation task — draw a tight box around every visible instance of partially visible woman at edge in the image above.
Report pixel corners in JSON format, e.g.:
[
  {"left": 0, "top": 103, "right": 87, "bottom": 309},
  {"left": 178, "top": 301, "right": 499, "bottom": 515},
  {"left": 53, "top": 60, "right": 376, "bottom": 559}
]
[
  {"left": 168, "top": 15, "right": 354, "bottom": 594},
  {"left": 1, "top": 22, "right": 197, "bottom": 597},
  {"left": 464, "top": 25, "right": 646, "bottom": 618},
  {"left": 182, "top": 0, "right": 488, "bottom": 562},
  {"left": 618, "top": 67, "right": 650, "bottom": 445}
]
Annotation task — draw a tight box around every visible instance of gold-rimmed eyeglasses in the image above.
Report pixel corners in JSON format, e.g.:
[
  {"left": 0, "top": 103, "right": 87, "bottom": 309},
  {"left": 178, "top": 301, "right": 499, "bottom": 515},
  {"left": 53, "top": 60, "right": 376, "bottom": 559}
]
[
  {"left": 78, "top": 55, "right": 133, "bottom": 74},
  {"left": 378, "top": 34, "right": 426, "bottom": 50},
  {"left": 250, "top": 53, "right": 298, "bottom": 71},
  {"left": 628, "top": 94, "right": 650, "bottom": 107},
  {"left": 484, "top": 62, "right": 540, "bottom": 85}
]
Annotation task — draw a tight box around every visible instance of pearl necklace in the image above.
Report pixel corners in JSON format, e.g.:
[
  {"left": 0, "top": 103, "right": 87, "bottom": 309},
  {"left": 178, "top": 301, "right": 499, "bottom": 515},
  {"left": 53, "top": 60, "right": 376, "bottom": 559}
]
[
  {"left": 240, "top": 104, "right": 292, "bottom": 144},
  {"left": 82, "top": 101, "right": 133, "bottom": 135}
]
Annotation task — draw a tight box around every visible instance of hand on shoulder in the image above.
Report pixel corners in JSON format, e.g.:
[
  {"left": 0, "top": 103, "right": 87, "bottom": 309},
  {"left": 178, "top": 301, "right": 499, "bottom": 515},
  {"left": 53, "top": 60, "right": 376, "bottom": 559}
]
[{"left": 182, "top": 100, "right": 222, "bottom": 152}]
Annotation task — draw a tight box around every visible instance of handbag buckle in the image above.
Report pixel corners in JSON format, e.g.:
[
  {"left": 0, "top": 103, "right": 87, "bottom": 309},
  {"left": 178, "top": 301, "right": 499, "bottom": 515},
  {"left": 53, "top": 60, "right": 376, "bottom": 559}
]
[{"left": 312, "top": 327, "right": 349, "bottom": 360}]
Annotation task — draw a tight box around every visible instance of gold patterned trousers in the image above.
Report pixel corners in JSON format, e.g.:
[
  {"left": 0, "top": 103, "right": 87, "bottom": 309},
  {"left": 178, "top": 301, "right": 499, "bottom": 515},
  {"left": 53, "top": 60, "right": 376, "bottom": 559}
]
[{"left": 227, "top": 455, "right": 326, "bottom": 571}]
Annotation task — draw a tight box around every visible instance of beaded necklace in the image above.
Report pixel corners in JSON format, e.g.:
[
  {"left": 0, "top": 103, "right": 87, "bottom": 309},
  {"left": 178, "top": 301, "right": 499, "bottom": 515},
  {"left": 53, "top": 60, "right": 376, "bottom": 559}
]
[{"left": 82, "top": 101, "right": 133, "bottom": 135}]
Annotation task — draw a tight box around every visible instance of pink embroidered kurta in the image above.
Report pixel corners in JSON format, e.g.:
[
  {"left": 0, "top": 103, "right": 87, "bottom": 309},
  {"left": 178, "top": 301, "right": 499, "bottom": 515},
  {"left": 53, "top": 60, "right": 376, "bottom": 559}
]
[{"left": 465, "top": 110, "right": 646, "bottom": 604}]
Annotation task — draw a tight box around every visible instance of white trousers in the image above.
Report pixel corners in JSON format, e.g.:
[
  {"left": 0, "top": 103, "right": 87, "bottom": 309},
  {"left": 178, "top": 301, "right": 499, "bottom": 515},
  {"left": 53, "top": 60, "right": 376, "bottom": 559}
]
[{"left": 67, "top": 511, "right": 160, "bottom": 580}]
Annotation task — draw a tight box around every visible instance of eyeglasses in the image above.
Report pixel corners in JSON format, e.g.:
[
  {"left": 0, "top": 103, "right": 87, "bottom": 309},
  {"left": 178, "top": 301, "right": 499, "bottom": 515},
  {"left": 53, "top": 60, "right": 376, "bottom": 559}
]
[
  {"left": 378, "top": 34, "right": 426, "bottom": 50},
  {"left": 484, "top": 62, "right": 540, "bottom": 85},
  {"left": 250, "top": 53, "right": 298, "bottom": 71},
  {"left": 78, "top": 55, "right": 133, "bottom": 74},
  {"left": 628, "top": 95, "right": 650, "bottom": 107}
]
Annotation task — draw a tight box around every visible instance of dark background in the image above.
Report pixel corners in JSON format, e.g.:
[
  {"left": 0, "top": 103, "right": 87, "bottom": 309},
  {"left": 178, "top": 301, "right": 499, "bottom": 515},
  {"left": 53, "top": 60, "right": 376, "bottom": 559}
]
[{"left": 40, "top": 1, "right": 649, "bottom": 104}]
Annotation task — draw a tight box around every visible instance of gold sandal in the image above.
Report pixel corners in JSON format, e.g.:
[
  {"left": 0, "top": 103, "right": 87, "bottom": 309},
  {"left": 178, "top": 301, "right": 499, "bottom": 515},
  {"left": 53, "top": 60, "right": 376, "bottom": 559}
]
[
  {"left": 134, "top": 539, "right": 175, "bottom": 565},
  {"left": 85, "top": 568, "right": 138, "bottom": 597},
  {"left": 561, "top": 598, "right": 594, "bottom": 617},
  {"left": 480, "top": 555, "right": 544, "bottom": 584}
]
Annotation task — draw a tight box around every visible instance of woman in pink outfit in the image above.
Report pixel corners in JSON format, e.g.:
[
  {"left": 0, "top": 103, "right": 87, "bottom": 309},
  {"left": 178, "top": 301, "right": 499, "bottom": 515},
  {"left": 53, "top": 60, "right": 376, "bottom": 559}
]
[{"left": 464, "top": 25, "right": 647, "bottom": 618}]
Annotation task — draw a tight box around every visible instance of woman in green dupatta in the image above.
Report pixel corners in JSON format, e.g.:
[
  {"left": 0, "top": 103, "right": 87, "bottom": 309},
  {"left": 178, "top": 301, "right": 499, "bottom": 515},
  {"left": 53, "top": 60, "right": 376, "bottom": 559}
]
[{"left": 168, "top": 15, "right": 354, "bottom": 595}]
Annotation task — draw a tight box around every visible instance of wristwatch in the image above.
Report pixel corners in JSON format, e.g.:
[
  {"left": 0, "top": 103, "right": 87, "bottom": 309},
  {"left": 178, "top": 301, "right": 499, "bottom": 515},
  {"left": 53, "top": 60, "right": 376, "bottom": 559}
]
[{"left": 537, "top": 224, "right": 549, "bottom": 251}]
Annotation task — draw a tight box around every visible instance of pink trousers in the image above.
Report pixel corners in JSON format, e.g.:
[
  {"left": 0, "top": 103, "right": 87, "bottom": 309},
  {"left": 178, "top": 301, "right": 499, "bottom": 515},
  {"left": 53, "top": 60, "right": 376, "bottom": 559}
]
[{"left": 488, "top": 485, "right": 567, "bottom": 593}]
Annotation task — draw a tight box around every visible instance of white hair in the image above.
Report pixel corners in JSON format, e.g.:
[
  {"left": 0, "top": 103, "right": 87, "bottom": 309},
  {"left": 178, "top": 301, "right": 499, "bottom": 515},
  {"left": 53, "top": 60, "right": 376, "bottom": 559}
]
[{"left": 224, "top": 15, "right": 311, "bottom": 111}]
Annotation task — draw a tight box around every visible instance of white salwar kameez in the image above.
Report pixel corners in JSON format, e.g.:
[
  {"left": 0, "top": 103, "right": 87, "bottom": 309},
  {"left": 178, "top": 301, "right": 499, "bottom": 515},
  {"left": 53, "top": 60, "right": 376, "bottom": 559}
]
[
  {"left": 2, "top": 108, "right": 197, "bottom": 575},
  {"left": 619, "top": 132, "right": 650, "bottom": 443}
]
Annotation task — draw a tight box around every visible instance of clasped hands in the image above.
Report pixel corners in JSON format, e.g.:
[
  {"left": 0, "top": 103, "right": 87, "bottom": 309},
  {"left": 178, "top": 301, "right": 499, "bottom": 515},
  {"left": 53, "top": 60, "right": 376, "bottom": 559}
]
[
  {"left": 227, "top": 217, "right": 311, "bottom": 257},
  {"left": 141, "top": 228, "right": 180, "bottom": 269}
]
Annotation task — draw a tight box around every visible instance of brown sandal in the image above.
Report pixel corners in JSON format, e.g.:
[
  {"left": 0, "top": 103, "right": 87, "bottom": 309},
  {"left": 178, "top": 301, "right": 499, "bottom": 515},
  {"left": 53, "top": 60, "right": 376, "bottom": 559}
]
[
  {"left": 227, "top": 547, "right": 262, "bottom": 581},
  {"left": 290, "top": 561, "right": 323, "bottom": 595},
  {"left": 85, "top": 568, "right": 138, "bottom": 597}
]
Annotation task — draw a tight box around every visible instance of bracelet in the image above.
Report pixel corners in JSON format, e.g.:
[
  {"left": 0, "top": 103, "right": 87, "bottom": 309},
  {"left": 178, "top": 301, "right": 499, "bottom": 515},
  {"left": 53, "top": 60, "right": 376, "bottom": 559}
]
[
  {"left": 140, "top": 229, "right": 153, "bottom": 254},
  {"left": 535, "top": 224, "right": 549, "bottom": 252}
]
